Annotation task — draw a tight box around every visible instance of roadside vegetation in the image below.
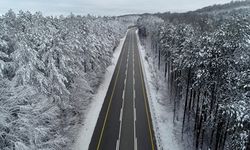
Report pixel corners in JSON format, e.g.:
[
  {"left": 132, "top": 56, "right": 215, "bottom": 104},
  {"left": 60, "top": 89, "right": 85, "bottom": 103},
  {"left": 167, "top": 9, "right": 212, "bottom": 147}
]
[{"left": 137, "top": 1, "right": 250, "bottom": 149}]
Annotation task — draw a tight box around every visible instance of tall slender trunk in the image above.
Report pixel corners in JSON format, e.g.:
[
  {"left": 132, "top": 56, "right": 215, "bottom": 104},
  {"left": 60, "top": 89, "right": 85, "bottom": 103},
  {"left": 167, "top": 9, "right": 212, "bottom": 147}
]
[
  {"left": 188, "top": 89, "right": 193, "bottom": 111},
  {"left": 218, "top": 123, "right": 225, "bottom": 150},
  {"left": 194, "top": 91, "right": 200, "bottom": 138},
  {"left": 192, "top": 90, "right": 196, "bottom": 111},
  {"left": 196, "top": 93, "right": 206, "bottom": 150},
  {"left": 215, "top": 120, "right": 223, "bottom": 150},
  {"left": 171, "top": 69, "right": 176, "bottom": 99},
  {"left": 209, "top": 103, "right": 219, "bottom": 149},
  {"left": 165, "top": 62, "right": 167, "bottom": 78},
  {"left": 200, "top": 112, "right": 207, "bottom": 150},
  {"left": 221, "top": 118, "right": 229, "bottom": 150},
  {"left": 168, "top": 60, "right": 171, "bottom": 91},
  {"left": 176, "top": 70, "right": 180, "bottom": 121},
  {"left": 158, "top": 49, "right": 161, "bottom": 69},
  {"left": 173, "top": 70, "right": 178, "bottom": 124},
  {"left": 188, "top": 89, "right": 193, "bottom": 122},
  {"left": 194, "top": 91, "right": 200, "bottom": 149},
  {"left": 170, "top": 65, "right": 174, "bottom": 100},
  {"left": 173, "top": 88, "right": 177, "bottom": 124},
  {"left": 182, "top": 68, "right": 191, "bottom": 139}
]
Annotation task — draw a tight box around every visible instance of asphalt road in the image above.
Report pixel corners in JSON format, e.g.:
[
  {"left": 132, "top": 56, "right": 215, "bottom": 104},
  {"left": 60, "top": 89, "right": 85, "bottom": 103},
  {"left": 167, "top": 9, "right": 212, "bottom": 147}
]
[{"left": 89, "top": 28, "right": 157, "bottom": 150}]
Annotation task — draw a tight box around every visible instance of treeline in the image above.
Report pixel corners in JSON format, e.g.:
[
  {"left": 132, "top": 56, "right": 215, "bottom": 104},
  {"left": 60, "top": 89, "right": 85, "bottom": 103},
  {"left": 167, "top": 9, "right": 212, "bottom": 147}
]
[
  {"left": 138, "top": 7, "right": 250, "bottom": 150},
  {"left": 0, "top": 10, "right": 128, "bottom": 149}
]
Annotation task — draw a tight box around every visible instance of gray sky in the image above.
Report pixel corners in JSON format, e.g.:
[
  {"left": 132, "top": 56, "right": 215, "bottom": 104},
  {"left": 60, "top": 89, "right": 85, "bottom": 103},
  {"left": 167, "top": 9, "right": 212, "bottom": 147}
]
[{"left": 0, "top": 0, "right": 233, "bottom": 16}]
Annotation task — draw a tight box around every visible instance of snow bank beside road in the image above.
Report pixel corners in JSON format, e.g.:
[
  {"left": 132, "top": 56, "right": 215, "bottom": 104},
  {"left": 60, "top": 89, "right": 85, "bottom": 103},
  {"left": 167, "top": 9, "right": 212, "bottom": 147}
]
[
  {"left": 73, "top": 32, "right": 127, "bottom": 150},
  {"left": 136, "top": 31, "right": 184, "bottom": 150}
]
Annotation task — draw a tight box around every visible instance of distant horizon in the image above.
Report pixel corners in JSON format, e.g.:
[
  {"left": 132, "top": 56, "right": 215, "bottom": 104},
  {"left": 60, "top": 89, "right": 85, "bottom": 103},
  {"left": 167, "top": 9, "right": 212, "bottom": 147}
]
[{"left": 0, "top": 0, "right": 235, "bottom": 16}]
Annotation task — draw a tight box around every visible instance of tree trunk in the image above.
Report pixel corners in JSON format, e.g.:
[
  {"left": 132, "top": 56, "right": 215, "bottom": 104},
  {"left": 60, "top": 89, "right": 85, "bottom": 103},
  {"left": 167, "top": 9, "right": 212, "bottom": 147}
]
[
  {"left": 165, "top": 62, "right": 167, "bottom": 78},
  {"left": 171, "top": 69, "right": 176, "bottom": 99},
  {"left": 215, "top": 121, "right": 223, "bottom": 150},
  {"left": 197, "top": 93, "right": 206, "bottom": 150},
  {"left": 182, "top": 68, "right": 191, "bottom": 139},
  {"left": 173, "top": 70, "right": 178, "bottom": 124},
  {"left": 170, "top": 64, "right": 174, "bottom": 100},
  {"left": 173, "top": 90, "right": 176, "bottom": 124},
  {"left": 209, "top": 103, "right": 219, "bottom": 149},
  {"left": 168, "top": 60, "right": 171, "bottom": 90},
  {"left": 158, "top": 49, "right": 161, "bottom": 70},
  {"left": 192, "top": 90, "right": 196, "bottom": 112},
  {"left": 200, "top": 112, "right": 207, "bottom": 150},
  {"left": 194, "top": 91, "right": 200, "bottom": 137},
  {"left": 221, "top": 118, "right": 229, "bottom": 150},
  {"left": 194, "top": 91, "right": 201, "bottom": 149},
  {"left": 188, "top": 89, "right": 193, "bottom": 122}
]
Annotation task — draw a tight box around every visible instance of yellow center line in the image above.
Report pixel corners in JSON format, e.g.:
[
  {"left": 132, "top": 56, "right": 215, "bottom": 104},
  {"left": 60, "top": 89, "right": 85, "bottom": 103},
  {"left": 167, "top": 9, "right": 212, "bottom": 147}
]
[
  {"left": 96, "top": 33, "right": 129, "bottom": 150},
  {"left": 136, "top": 33, "right": 155, "bottom": 150}
]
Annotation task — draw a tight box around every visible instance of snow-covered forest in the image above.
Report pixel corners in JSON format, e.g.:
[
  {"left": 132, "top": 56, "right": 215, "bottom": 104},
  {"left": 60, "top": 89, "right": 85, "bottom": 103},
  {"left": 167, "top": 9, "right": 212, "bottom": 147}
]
[
  {"left": 0, "top": 1, "right": 250, "bottom": 150},
  {"left": 0, "top": 10, "right": 130, "bottom": 150},
  {"left": 137, "top": 2, "right": 250, "bottom": 150}
]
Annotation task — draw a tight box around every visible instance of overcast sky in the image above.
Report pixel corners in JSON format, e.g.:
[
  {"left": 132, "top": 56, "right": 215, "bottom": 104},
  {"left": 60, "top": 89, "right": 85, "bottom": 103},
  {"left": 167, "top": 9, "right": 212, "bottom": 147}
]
[{"left": 0, "top": 0, "right": 234, "bottom": 16}]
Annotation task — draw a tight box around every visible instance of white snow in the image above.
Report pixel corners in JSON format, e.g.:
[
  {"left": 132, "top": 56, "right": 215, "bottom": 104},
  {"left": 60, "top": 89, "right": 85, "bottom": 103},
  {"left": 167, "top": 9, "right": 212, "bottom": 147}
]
[
  {"left": 72, "top": 31, "right": 127, "bottom": 150},
  {"left": 136, "top": 30, "right": 185, "bottom": 150}
]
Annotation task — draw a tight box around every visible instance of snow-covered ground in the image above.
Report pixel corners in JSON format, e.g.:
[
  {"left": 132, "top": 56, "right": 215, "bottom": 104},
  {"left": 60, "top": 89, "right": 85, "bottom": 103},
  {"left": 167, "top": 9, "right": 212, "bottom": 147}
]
[
  {"left": 72, "top": 32, "right": 127, "bottom": 150},
  {"left": 136, "top": 31, "right": 185, "bottom": 150}
]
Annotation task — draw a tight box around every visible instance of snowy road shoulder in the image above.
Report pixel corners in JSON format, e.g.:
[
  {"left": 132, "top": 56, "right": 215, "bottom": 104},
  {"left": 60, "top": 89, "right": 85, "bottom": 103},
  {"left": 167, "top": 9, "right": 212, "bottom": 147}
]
[
  {"left": 72, "top": 32, "right": 127, "bottom": 150},
  {"left": 136, "top": 31, "right": 184, "bottom": 150}
]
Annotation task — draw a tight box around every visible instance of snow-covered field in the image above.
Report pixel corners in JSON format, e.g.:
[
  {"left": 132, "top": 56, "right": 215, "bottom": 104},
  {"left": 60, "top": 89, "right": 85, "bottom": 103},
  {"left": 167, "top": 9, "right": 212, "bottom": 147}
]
[
  {"left": 136, "top": 32, "right": 185, "bottom": 150},
  {"left": 72, "top": 32, "right": 127, "bottom": 150}
]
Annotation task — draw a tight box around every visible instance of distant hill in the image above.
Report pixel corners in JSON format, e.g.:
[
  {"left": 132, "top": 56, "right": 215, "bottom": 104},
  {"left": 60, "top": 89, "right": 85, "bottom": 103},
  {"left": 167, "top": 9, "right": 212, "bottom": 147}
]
[
  {"left": 152, "top": 0, "right": 250, "bottom": 30},
  {"left": 118, "top": 0, "right": 250, "bottom": 29},
  {"left": 118, "top": 0, "right": 250, "bottom": 22},
  {"left": 195, "top": 0, "right": 250, "bottom": 13}
]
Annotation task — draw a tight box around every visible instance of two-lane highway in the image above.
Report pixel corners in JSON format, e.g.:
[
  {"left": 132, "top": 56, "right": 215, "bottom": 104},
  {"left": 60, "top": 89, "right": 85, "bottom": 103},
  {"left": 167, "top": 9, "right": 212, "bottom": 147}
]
[{"left": 89, "top": 28, "right": 157, "bottom": 150}]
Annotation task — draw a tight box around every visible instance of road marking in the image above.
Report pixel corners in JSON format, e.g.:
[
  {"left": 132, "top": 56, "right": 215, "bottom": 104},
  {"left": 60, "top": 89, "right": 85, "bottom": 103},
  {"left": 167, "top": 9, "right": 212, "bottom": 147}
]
[
  {"left": 116, "top": 140, "right": 119, "bottom": 150},
  {"left": 96, "top": 33, "right": 129, "bottom": 150},
  {"left": 116, "top": 35, "right": 130, "bottom": 150},
  {"left": 135, "top": 31, "right": 155, "bottom": 150},
  {"left": 132, "top": 34, "right": 138, "bottom": 150},
  {"left": 122, "top": 89, "right": 125, "bottom": 101},
  {"left": 119, "top": 108, "right": 123, "bottom": 121}
]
